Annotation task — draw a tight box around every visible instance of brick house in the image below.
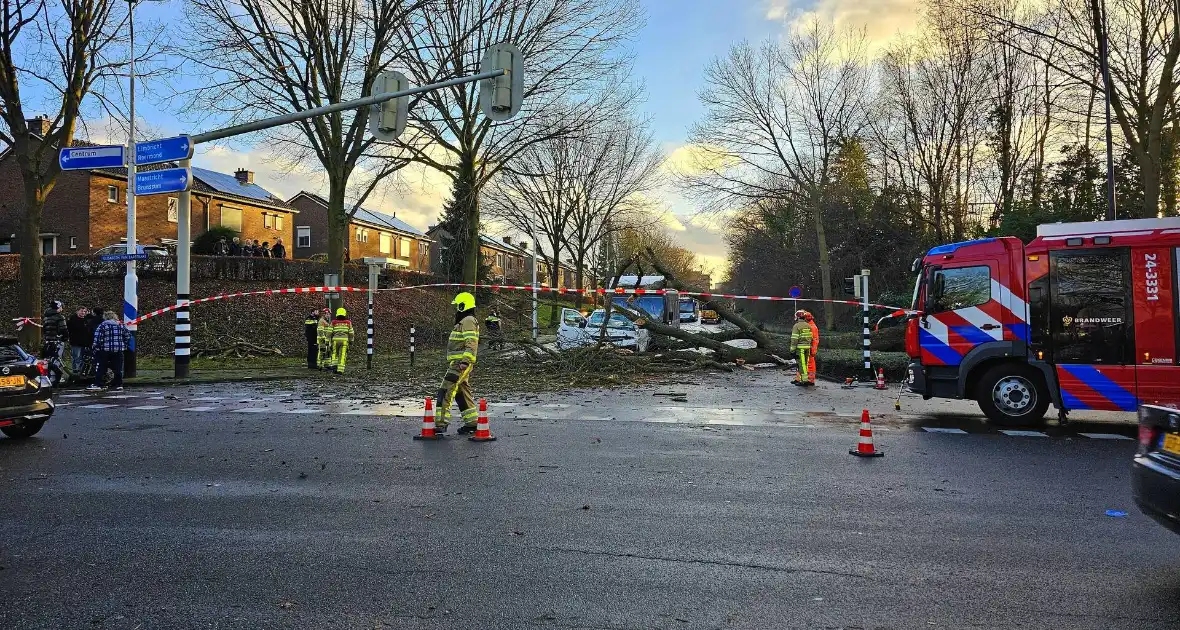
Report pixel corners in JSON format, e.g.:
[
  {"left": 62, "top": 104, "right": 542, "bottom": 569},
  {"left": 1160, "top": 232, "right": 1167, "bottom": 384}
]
[
  {"left": 286, "top": 191, "right": 430, "bottom": 270},
  {"left": 424, "top": 226, "right": 581, "bottom": 287},
  {"left": 0, "top": 119, "right": 297, "bottom": 255}
]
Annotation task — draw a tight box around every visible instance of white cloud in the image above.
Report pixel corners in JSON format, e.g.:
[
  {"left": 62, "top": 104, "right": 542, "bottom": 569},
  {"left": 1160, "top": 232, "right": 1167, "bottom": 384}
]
[
  {"left": 770, "top": 0, "right": 922, "bottom": 55},
  {"left": 765, "top": 0, "right": 790, "bottom": 20}
]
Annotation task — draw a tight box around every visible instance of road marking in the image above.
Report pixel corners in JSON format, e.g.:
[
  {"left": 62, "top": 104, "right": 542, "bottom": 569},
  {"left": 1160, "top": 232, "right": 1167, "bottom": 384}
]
[
  {"left": 128, "top": 405, "right": 167, "bottom": 411},
  {"left": 103, "top": 395, "right": 139, "bottom": 399},
  {"left": 181, "top": 406, "right": 218, "bottom": 412},
  {"left": 147, "top": 396, "right": 166, "bottom": 400},
  {"left": 78, "top": 404, "right": 117, "bottom": 409},
  {"left": 338, "top": 409, "right": 376, "bottom": 415},
  {"left": 191, "top": 397, "right": 223, "bottom": 402},
  {"left": 1000, "top": 430, "right": 1049, "bottom": 437},
  {"left": 55, "top": 402, "right": 73, "bottom": 407},
  {"left": 1080, "top": 433, "right": 1134, "bottom": 440},
  {"left": 579, "top": 416, "right": 612, "bottom": 421},
  {"left": 489, "top": 402, "right": 518, "bottom": 408},
  {"left": 542, "top": 403, "right": 570, "bottom": 408},
  {"left": 923, "top": 427, "right": 968, "bottom": 434},
  {"left": 232, "top": 408, "right": 271, "bottom": 413},
  {"left": 60, "top": 394, "right": 90, "bottom": 398},
  {"left": 282, "top": 409, "right": 323, "bottom": 414}
]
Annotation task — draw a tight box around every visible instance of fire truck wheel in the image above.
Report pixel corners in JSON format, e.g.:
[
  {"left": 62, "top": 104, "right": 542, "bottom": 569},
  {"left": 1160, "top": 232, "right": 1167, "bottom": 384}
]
[{"left": 976, "top": 364, "right": 1049, "bottom": 426}]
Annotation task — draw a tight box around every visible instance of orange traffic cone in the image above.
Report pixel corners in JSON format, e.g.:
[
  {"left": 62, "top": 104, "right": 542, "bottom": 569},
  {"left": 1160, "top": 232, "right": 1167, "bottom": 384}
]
[
  {"left": 874, "top": 368, "right": 887, "bottom": 390},
  {"left": 849, "top": 409, "right": 884, "bottom": 457},
  {"left": 469, "top": 398, "right": 496, "bottom": 442},
  {"left": 413, "top": 396, "right": 444, "bottom": 441}
]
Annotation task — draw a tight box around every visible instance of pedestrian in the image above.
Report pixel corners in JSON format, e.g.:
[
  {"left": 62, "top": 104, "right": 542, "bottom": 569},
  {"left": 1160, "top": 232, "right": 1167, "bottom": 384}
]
[
  {"left": 436, "top": 292, "right": 480, "bottom": 435},
  {"left": 317, "top": 308, "right": 333, "bottom": 370},
  {"left": 790, "top": 309, "right": 814, "bottom": 387},
  {"left": 271, "top": 237, "right": 286, "bottom": 260},
  {"left": 330, "top": 307, "right": 354, "bottom": 375},
  {"left": 803, "top": 310, "right": 819, "bottom": 387},
  {"left": 260, "top": 241, "right": 272, "bottom": 258},
  {"left": 40, "top": 299, "right": 68, "bottom": 383},
  {"left": 229, "top": 237, "right": 242, "bottom": 256},
  {"left": 214, "top": 237, "right": 229, "bottom": 256},
  {"left": 67, "top": 306, "right": 90, "bottom": 372},
  {"left": 304, "top": 309, "right": 320, "bottom": 370},
  {"left": 88, "top": 310, "right": 129, "bottom": 391},
  {"left": 485, "top": 307, "right": 503, "bottom": 351},
  {"left": 253, "top": 239, "right": 263, "bottom": 256}
]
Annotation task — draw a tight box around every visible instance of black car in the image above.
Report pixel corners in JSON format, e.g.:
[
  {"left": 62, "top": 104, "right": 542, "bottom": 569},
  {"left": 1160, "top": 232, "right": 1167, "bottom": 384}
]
[
  {"left": 1132, "top": 404, "right": 1180, "bottom": 534},
  {"left": 0, "top": 337, "right": 54, "bottom": 439}
]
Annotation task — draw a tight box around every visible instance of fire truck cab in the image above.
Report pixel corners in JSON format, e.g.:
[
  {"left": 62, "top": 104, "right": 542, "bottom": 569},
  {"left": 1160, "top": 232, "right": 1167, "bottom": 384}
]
[{"left": 907, "top": 217, "right": 1180, "bottom": 424}]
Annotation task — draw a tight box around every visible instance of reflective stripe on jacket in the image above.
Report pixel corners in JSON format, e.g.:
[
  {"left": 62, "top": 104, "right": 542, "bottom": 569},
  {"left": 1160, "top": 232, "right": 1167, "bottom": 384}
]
[
  {"left": 317, "top": 320, "right": 333, "bottom": 342},
  {"left": 447, "top": 315, "right": 479, "bottom": 363},
  {"left": 790, "top": 320, "right": 813, "bottom": 351}
]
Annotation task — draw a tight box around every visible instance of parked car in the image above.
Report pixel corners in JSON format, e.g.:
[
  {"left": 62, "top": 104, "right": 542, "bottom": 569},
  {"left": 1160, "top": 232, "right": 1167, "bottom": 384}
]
[
  {"left": 701, "top": 309, "right": 721, "bottom": 325},
  {"left": 1133, "top": 404, "right": 1180, "bottom": 535},
  {"left": 0, "top": 337, "right": 54, "bottom": 439},
  {"left": 82, "top": 244, "right": 173, "bottom": 274},
  {"left": 557, "top": 308, "right": 651, "bottom": 353}
]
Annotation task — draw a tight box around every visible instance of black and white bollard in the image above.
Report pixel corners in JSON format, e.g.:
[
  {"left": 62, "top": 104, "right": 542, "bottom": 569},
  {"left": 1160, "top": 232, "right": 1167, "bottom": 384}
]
[
  {"left": 410, "top": 325, "right": 415, "bottom": 368},
  {"left": 175, "top": 295, "right": 190, "bottom": 378}
]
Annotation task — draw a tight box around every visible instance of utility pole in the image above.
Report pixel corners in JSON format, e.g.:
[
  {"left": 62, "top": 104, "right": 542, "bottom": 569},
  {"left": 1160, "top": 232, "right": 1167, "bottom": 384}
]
[
  {"left": 1097, "top": 0, "right": 1117, "bottom": 220},
  {"left": 532, "top": 206, "right": 539, "bottom": 341},
  {"left": 123, "top": 0, "right": 140, "bottom": 377}
]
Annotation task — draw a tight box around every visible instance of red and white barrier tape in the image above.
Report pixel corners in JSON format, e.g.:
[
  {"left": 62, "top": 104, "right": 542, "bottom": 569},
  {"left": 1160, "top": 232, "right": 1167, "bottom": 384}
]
[
  {"left": 124, "top": 282, "right": 917, "bottom": 327},
  {"left": 12, "top": 317, "right": 42, "bottom": 331}
]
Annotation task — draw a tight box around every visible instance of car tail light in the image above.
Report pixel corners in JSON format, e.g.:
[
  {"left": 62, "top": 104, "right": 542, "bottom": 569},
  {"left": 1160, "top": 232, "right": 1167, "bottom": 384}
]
[
  {"left": 905, "top": 318, "right": 920, "bottom": 359},
  {"left": 35, "top": 360, "right": 47, "bottom": 376},
  {"left": 1139, "top": 424, "right": 1161, "bottom": 454}
]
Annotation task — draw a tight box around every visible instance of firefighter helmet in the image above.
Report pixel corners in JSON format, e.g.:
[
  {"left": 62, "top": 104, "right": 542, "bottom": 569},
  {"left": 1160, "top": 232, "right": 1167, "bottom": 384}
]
[{"left": 453, "top": 292, "right": 476, "bottom": 312}]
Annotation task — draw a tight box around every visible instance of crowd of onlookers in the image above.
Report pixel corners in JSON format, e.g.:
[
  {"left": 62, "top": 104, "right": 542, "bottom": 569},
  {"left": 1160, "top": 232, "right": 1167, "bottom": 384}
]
[
  {"left": 213, "top": 236, "right": 287, "bottom": 258},
  {"left": 40, "top": 300, "right": 131, "bottom": 390}
]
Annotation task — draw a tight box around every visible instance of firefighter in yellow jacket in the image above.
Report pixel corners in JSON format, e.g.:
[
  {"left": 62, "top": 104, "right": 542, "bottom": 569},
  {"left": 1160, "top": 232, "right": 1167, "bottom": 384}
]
[
  {"left": 317, "top": 308, "right": 333, "bottom": 370},
  {"left": 790, "top": 309, "right": 814, "bottom": 386},
  {"left": 437, "top": 292, "right": 480, "bottom": 434},
  {"left": 330, "top": 307, "right": 354, "bottom": 375}
]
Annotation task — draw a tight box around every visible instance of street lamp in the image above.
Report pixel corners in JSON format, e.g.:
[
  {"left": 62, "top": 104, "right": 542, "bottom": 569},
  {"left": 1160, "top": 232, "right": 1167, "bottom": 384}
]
[{"left": 122, "top": 0, "right": 164, "bottom": 377}]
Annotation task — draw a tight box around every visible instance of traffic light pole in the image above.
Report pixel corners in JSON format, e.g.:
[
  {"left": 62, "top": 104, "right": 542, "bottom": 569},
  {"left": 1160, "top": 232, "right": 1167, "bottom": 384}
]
[{"left": 172, "top": 66, "right": 510, "bottom": 378}]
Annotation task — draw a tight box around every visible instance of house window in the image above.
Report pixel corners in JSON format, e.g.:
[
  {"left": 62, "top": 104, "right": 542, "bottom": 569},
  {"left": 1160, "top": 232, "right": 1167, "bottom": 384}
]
[
  {"left": 275, "top": 215, "right": 283, "bottom": 231},
  {"left": 379, "top": 232, "right": 392, "bottom": 254},
  {"left": 0, "top": 239, "right": 10, "bottom": 253},
  {"left": 107, "top": 186, "right": 118, "bottom": 203},
  {"left": 167, "top": 197, "right": 178, "bottom": 223},
  {"left": 264, "top": 213, "right": 273, "bottom": 229},
  {"left": 399, "top": 237, "right": 410, "bottom": 258},
  {"left": 356, "top": 227, "right": 363, "bottom": 242},
  {"left": 221, "top": 206, "right": 242, "bottom": 231},
  {"left": 69, "top": 236, "right": 77, "bottom": 250},
  {"left": 358, "top": 228, "right": 368, "bottom": 243},
  {"left": 296, "top": 226, "right": 311, "bottom": 248},
  {"left": 40, "top": 236, "right": 56, "bottom": 255},
  {"left": 496, "top": 253, "right": 504, "bottom": 269}
]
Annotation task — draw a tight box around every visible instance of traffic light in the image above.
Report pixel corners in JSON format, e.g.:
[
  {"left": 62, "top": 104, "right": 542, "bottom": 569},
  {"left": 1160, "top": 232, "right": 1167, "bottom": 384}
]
[
  {"left": 843, "top": 277, "right": 857, "bottom": 296},
  {"left": 368, "top": 71, "right": 408, "bottom": 141},
  {"left": 480, "top": 43, "right": 524, "bottom": 121}
]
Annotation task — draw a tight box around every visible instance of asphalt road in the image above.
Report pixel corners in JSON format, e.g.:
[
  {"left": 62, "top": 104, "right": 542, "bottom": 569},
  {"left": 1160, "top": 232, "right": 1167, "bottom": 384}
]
[{"left": 2, "top": 375, "right": 1178, "bottom": 629}]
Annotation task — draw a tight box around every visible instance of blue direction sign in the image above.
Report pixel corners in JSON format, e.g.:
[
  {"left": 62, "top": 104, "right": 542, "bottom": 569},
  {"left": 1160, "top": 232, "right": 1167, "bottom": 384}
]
[
  {"left": 135, "top": 135, "right": 193, "bottom": 166},
  {"left": 788, "top": 286, "right": 802, "bottom": 299},
  {"left": 134, "top": 166, "right": 191, "bottom": 196},
  {"left": 59, "top": 145, "right": 125, "bottom": 171},
  {"left": 100, "top": 253, "right": 148, "bottom": 262}
]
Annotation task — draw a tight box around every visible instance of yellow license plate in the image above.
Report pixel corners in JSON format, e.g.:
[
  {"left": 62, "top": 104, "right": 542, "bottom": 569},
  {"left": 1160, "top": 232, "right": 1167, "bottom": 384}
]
[
  {"left": 0, "top": 375, "right": 25, "bottom": 388},
  {"left": 1163, "top": 433, "right": 1180, "bottom": 456}
]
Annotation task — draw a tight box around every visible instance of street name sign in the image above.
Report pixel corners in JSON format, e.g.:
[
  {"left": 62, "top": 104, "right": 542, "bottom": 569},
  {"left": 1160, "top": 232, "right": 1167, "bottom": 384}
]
[
  {"left": 100, "top": 253, "right": 149, "bottom": 262},
  {"left": 59, "top": 145, "right": 125, "bottom": 171},
  {"left": 134, "top": 167, "right": 192, "bottom": 196},
  {"left": 135, "top": 135, "right": 193, "bottom": 166}
]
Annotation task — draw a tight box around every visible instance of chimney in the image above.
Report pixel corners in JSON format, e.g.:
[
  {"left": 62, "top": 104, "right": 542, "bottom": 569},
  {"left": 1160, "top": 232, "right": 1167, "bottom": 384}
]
[
  {"left": 26, "top": 115, "right": 51, "bottom": 137},
  {"left": 234, "top": 168, "right": 254, "bottom": 184},
  {"left": 503, "top": 236, "right": 512, "bottom": 246}
]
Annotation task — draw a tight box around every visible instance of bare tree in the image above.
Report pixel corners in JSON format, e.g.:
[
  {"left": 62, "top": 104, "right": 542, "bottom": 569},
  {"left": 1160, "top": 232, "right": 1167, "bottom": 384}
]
[
  {"left": 181, "top": 0, "right": 424, "bottom": 274},
  {"left": 974, "top": 0, "right": 1180, "bottom": 217},
  {"left": 684, "top": 22, "right": 870, "bottom": 329},
  {"left": 394, "top": 0, "right": 641, "bottom": 284},
  {"left": 0, "top": 0, "right": 129, "bottom": 345},
  {"left": 485, "top": 107, "right": 662, "bottom": 291}
]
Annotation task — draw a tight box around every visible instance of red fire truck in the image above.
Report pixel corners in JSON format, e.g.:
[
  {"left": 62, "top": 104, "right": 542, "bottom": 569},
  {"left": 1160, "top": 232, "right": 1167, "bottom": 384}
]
[{"left": 906, "top": 217, "right": 1180, "bottom": 424}]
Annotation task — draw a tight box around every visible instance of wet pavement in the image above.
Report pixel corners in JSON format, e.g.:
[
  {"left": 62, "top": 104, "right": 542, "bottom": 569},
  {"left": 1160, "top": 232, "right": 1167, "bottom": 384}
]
[{"left": 2, "top": 370, "right": 1174, "bottom": 629}]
